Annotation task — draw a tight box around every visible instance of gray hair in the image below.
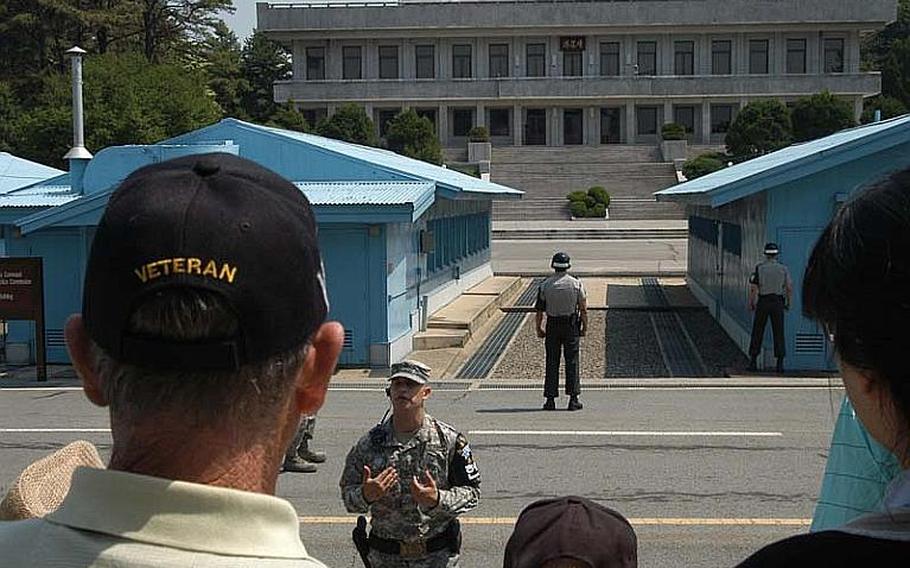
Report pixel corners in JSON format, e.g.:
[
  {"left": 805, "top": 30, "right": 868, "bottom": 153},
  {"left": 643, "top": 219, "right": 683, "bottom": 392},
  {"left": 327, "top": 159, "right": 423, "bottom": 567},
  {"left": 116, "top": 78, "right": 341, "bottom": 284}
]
[{"left": 91, "top": 288, "right": 309, "bottom": 426}]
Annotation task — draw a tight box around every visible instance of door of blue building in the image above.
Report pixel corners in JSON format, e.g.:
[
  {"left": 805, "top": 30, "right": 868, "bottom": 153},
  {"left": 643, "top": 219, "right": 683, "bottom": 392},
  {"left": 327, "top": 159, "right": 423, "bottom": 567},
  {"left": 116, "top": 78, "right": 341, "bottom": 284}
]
[
  {"left": 778, "top": 227, "right": 831, "bottom": 370},
  {"left": 319, "top": 227, "right": 370, "bottom": 366}
]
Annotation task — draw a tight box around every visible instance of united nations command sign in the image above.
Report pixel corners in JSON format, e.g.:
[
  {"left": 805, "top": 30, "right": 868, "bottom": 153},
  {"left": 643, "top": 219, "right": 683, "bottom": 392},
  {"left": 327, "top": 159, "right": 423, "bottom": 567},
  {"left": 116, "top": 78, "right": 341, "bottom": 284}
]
[{"left": 0, "top": 258, "right": 46, "bottom": 381}]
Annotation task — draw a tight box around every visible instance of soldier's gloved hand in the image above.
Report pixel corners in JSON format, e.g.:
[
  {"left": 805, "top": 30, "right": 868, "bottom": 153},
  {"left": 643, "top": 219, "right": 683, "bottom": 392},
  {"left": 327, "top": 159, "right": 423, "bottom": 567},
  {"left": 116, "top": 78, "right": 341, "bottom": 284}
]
[
  {"left": 410, "top": 469, "right": 439, "bottom": 509},
  {"left": 362, "top": 465, "right": 399, "bottom": 504}
]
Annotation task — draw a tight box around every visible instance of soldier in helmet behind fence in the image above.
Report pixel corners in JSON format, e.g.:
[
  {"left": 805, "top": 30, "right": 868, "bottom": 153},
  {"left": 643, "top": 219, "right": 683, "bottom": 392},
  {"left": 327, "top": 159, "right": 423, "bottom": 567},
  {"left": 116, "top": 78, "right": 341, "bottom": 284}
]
[
  {"left": 536, "top": 252, "right": 588, "bottom": 411},
  {"left": 748, "top": 242, "right": 793, "bottom": 374}
]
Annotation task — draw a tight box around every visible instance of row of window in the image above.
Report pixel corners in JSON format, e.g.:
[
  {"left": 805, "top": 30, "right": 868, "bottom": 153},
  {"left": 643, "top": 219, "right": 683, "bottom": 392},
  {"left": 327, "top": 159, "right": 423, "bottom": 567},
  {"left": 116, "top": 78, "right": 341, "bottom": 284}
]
[
  {"left": 426, "top": 214, "right": 490, "bottom": 273},
  {"left": 305, "top": 37, "right": 846, "bottom": 80},
  {"left": 689, "top": 216, "right": 743, "bottom": 257}
]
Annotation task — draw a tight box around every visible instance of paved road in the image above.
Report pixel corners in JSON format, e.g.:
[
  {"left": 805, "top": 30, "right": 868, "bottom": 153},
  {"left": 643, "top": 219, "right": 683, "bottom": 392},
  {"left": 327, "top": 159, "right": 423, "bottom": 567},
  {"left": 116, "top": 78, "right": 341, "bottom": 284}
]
[
  {"left": 492, "top": 238, "right": 687, "bottom": 275},
  {"left": 0, "top": 384, "right": 844, "bottom": 567}
]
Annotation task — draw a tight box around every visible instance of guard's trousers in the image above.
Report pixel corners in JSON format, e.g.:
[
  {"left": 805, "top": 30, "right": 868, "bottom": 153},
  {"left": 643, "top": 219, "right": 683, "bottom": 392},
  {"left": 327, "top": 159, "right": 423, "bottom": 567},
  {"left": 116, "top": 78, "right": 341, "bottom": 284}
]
[
  {"left": 749, "top": 294, "right": 786, "bottom": 359},
  {"left": 544, "top": 316, "right": 581, "bottom": 398},
  {"left": 286, "top": 415, "right": 316, "bottom": 460}
]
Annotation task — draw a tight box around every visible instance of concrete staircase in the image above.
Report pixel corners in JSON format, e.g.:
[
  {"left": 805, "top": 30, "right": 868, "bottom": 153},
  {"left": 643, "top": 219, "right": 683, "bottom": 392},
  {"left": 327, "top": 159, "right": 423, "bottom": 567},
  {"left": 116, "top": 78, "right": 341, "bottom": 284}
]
[
  {"left": 489, "top": 145, "right": 684, "bottom": 221},
  {"left": 412, "top": 276, "right": 523, "bottom": 350},
  {"left": 608, "top": 197, "right": 686, "bottom": 221}
]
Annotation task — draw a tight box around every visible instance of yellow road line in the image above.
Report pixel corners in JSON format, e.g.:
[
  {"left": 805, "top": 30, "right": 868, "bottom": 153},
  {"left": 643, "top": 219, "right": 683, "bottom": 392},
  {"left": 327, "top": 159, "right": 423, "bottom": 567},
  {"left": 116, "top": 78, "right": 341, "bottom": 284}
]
[{"left": 299, "top": 516, "right": 810, "bottom": 527}]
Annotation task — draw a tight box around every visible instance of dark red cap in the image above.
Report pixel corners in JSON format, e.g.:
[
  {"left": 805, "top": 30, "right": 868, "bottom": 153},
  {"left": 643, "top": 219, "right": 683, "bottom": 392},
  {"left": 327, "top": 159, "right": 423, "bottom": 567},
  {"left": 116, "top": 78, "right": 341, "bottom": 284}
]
[
  {"left": 83, "top": 153, "right": 329, "bottom": 371},
  {"left": 504, "top": 496, "right": 637, "bottom": 568}
]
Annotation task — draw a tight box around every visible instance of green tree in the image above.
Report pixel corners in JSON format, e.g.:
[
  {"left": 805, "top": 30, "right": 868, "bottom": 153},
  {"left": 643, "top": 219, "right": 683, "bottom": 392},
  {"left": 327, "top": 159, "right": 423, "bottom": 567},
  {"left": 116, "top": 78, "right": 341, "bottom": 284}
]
[
  {"left": 682, "top": 153, "right": 727, "bottom": 180},
  {"left": 881, "top": 38, "right": 910, "bottom": 108},
  {"left": 10, "top": 53, "right": 220, "bottom": 168},
  {"left": 315, "top": 104, "right": 378, "bottom": 146},
  {"left": 0, "top": 82, "right": 21, "bottom": 152},
  {"left": 267, "top": 105, "right": 312, "bottom": 133},
  {"left": 790, "top": 91, "right": 856, "bottom": 142},
  {"left": 135, "top": 0, "right": 234, "bottom": 63},
  {"left": 725, "top": 100, "right": 792, "bottom": 158},
  {"left": 385, "top": 109, "right": 442, "bottom": 164},
  {"left": 201, "top": 21, "right": 247, "bottom": 118},
  {"left": 861, "top": 95, "right": 908, "bottom": 123},
  {"left": 239, "top": 30, "right": 291, "bottom": 123}
]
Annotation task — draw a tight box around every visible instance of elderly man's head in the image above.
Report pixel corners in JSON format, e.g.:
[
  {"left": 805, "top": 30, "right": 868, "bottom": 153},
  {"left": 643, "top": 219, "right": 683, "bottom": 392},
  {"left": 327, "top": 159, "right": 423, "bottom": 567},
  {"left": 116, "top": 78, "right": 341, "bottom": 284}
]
[{"left": 65, "top": 154, "right": 343, "bottom": 487}]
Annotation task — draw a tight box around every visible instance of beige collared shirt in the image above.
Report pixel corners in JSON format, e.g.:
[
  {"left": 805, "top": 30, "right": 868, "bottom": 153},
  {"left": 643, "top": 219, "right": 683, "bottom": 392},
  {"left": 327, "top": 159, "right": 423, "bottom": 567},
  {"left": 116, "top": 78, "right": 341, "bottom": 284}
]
[{"left": 0, "top": 467, "right": 327, "bottom": 567}]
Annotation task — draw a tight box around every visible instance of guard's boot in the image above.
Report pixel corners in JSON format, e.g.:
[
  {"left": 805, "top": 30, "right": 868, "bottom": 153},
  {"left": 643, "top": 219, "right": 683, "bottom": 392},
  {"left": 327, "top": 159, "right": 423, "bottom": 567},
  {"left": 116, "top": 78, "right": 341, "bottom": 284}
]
[
  {"left": 298, "top": 440, "right": 326, "bottom": 464},
  {"left": 747, "top": 357, "right": 758, "bottom": 372},
  {"left": 776, "top": 358, "right": 785, "bottom": 374},
  {"left": 543, "top": 397, "right": 556, "bottom": 411},
  {"left": 283, "top": 455, "right": 318, "bottom": 473},
  {"left": 567, "top": 396, "right": 583, "bottom": 411}
]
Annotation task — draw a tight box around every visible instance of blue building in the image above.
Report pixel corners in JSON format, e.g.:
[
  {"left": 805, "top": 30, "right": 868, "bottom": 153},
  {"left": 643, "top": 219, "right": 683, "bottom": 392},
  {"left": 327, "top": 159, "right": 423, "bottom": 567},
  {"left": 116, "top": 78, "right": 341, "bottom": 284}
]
[
  {"left": 0, "top": 119, "right": 520, "bottom": 367},
  {"left": 656, "top": 115, "right": 910, "bottom": 371}
]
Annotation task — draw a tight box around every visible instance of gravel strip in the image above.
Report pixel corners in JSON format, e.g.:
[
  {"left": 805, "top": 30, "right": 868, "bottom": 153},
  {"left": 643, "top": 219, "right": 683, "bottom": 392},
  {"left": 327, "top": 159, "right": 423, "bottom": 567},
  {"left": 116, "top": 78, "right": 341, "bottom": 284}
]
[
  {"left": 605, "top": 311, "right": 669, "bottom": 378},
  {"left": 489, "top": 312, "right": 606, "bottom": 381},
  {"left": 678, "top": 309, "right": 750, "bottom": 376}
]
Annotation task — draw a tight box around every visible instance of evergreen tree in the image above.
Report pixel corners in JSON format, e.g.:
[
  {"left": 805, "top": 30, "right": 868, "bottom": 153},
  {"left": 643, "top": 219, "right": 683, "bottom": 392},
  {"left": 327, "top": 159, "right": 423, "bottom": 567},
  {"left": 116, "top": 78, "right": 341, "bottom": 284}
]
[
  {"left": 790, "top": 91, "right": 856, "bottom": 142},
  {"left": 385, "top": 109, "right": 443, "bottom": 164},
  {"left": 725, "top": 100, "right": 793, "bottom": 159},
  {"left": 315, "top": 104, "right": 378, "bottom": 146},
  {"left": 239, "top": 31, "right": 292, "bottom": 123}
]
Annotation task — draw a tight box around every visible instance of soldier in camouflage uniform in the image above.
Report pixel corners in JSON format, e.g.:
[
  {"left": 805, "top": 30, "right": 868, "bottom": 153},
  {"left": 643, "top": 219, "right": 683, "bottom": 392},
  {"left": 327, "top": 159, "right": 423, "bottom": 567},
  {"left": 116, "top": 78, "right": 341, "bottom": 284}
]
[{"left": 340, "top": 360, "right": 481, "bottom": 567}]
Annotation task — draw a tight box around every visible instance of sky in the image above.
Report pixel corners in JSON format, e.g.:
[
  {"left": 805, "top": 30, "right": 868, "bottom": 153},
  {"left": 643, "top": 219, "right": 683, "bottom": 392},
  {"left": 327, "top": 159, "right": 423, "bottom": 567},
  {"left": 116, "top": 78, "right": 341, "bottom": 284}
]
[{"left": 221, "top": 0, "right": 258, "bottom": 41}]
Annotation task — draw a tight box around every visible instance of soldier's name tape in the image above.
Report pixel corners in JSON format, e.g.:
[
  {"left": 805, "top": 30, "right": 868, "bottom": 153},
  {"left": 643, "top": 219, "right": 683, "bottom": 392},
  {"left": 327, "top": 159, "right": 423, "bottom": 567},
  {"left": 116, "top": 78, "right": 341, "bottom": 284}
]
[
  {"left": 0, "top": 428, "right": 783, "bottom": 438},
  {"left": 299, "top": 516, "right": 810, "bottom": 527}
]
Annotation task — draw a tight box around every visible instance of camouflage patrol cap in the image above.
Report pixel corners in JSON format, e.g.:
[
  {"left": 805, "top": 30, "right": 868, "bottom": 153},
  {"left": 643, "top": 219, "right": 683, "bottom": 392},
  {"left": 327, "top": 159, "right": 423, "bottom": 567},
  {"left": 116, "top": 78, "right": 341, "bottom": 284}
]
[{"left": 389, "top": 360, "right": 432, "bottom": 384}]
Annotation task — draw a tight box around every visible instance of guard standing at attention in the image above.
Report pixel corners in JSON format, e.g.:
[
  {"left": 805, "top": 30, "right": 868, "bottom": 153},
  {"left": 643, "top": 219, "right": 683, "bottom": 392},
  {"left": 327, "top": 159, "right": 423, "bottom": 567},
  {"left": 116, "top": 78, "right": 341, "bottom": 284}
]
[
  {"left": 283, "top": 415, "right": 326, "bottom": 473},
  {"left": 536, "top": 252, "right": 588, "bottom": 411},
  {"left": 748, "top": 242, "right": 793, "bottom": 373},
  {"left": 341, "top": 360, "right": 481, "bottom": 568}
]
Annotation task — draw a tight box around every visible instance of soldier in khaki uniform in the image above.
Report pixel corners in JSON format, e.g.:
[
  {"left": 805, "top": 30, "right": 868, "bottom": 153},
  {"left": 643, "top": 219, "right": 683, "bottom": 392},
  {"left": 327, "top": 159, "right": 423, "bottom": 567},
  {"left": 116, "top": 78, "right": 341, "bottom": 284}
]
[
  {"left": 536, "top": 252, "right": 588, "bottom": 411},
  {"left": 340, "top": 361, "right": 481, "bottom": 568},
  {"left": 748, "top": 242, "right": 793, "bottom": 373}
]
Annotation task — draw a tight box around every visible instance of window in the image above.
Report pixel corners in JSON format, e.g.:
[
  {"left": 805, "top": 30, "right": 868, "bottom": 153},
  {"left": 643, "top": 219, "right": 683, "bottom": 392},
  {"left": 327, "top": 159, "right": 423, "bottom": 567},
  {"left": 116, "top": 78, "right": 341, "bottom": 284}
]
[
  {"left": 452, "top": 44, "right": 472, "bottom": 79},
  {"left": 416, "top": 45, "right": 435, "bottom": 79},
  {"left": 378, "top": 109, "right": 399, "bottom": 137},
  {"left": 526, "top": 43, "right": 546, "bottom": 77},
  {"left": 637, "top": 106, "right": 658, "bottom": 135},
  {"left": 306, "top": 47, "right": 325, "bottom": 80},
  {"left": 342, "top": 46, "right": 362, "bottom": 80},
  {"left": 786, "top": 39, "right": 806, "bottom": 74},
  {"left": 674, "top": 106, "right": 695, "bottom": 134},
  {"left": 674, "top": 41, "right": 694, "bottom": 75},
  {"left": 525, "top": 108, "right": 547, "bottom": 145},
  {"left": 600, "top": 107, "right": 622, "bottom": 144},
  {"left": 563, "top": 51, "right": 583, "bottom": 77},
  {"left": 712, "top": 40, "right": 731, "bottom": 75},
  {"left": 453, "top": 108, "right": 474, "bottom": 137},
  {"left": 749, "top": 39, "right": 769, "bottom": 74},
  {"left": 489, "top": 44, "right": 509, "bottom": 78},
  {"left": 824, "top": 38, "right": 844, "bottom": 73},
  {"left": 637, "top": 41, "right": 657, "bottom": 75},
  {"left": 426, "top": 213, "right": 490, "bottom": 273},
  {"left": 489, "top": 108, "right": 510, "bottom": 136},
  {"left": 379, "top": 45, "right": 399, "bottom": 79},
  {"left": 600, "top": 42, "right": 620, "bottom": 76},
  {"left": 711, "top": 104, "right": 734, "bottom": 134},
  {"left": 564, "top": 109, "right": 583, "bottom": 145}
]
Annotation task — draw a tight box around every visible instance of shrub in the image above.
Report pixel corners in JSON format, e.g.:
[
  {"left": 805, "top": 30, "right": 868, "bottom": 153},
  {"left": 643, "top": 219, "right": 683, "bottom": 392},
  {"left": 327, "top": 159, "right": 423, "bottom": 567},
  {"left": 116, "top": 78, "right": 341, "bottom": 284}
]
[
  {"left": 468, "top": 126, "right": 490, "bottom": 142},
  {"left": 861, "top": 96, "right": 908, "bottom": 124},
  {"left": 682, "top": 153, "right": 726, "bottom": 180},
  {"left": 315, "top": 103, "right": 378, "bottom": 146},
  {"left": 584, "top": 195, "right": 597, "bottom": 208},
  {"left": 725, "top": 100, "right": 792, "bottom": 159},
  {"left": 567, "top": 190, "right": 588, "bottom": 202},
  {"left": 385, "top": 109, "right": 443, "bottom": 164},
  {"left": 790, "top": 91, "right": 856, "bottom": 142},
  {"left": 589, "top": 203, "right": 607, "bottom": 218},
  {"left": 569, "top": 200, "right": 588, "bottom": 218},
  {"left": 587, "top": 186, "right": 610, "bottom": 206},
  {"left": 661, "top": 122, "right": 687, "bottom": 140}
]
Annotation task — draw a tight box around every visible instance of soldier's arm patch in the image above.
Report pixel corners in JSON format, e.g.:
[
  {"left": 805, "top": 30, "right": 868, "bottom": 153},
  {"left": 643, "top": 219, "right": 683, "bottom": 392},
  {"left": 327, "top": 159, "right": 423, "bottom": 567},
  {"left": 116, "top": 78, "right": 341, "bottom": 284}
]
[{"left": 449, "top": 434, "right": 481, "bottom": 487}]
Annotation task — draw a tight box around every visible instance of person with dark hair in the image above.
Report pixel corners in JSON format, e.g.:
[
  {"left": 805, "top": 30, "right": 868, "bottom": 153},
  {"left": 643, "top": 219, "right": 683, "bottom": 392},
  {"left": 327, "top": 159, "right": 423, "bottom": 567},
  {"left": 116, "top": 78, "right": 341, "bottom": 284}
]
[
  {"left": 0, "top": 153, "right": 343, "bottom": 567},
  {"left": 737, "top": 167, "right": 910, "bottom": 566},
  {"left": 536, "top": 251, "right": 588, "bottom": 411},
  {"left": 747, "top": 242, "right": 792, "bottom": 373},
  {"left": 503, "top": 496, "right": 637, "bottom": 568},
  {"left": 340, "top": 360, "right": 481, "bottom": 567}
]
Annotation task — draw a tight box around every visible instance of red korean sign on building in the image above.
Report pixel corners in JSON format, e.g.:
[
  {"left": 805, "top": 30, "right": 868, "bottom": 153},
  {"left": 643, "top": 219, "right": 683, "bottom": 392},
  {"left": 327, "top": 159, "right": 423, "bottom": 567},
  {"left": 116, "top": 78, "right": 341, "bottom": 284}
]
[{"left": 0, "top": 258, "right": 46, "bottom": 381}]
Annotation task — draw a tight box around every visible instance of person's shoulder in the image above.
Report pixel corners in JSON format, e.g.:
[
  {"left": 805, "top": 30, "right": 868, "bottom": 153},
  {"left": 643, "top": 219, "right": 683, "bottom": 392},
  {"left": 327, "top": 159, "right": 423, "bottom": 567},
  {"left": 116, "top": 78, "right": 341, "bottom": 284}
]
[
  {"left": 0, "top": 519, "right": 46, "bottom": 563},
  {"left": 737, "top": 531, "right": 910, "bottom": 567},
  {"left": 430, "top": 417, "right": 466, "bottom": 442}
]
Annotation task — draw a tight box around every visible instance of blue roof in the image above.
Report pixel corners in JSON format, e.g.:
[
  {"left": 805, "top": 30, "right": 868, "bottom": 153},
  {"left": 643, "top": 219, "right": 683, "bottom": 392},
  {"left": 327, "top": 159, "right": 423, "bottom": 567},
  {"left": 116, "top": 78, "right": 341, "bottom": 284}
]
[
  {"left": 218, "top": 120, "right": 522, "bottom": 199},
  {"left": 296, "top": 181, "right": 436, "bottom": 221},
  {"left": 0, "top": 153, "right": 64, "bottom": 194},
  {"left": 656, "top": 115, "right": 910, "bottom": 208}
]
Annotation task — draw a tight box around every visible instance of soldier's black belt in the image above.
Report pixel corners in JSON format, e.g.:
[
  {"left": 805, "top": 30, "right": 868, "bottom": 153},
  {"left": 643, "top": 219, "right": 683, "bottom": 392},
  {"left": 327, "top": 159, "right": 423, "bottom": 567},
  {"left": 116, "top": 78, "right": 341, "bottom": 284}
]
[{"left": 368, "top": 524, "right": 459, "bottom": 558}]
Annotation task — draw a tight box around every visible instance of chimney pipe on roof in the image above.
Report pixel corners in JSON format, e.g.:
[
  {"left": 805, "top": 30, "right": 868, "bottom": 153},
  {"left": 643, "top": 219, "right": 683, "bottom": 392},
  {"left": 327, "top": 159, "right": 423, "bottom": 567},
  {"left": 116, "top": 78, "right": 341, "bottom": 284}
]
[{"left": 63, "top": 46, "right": 92, "bottom": 194}]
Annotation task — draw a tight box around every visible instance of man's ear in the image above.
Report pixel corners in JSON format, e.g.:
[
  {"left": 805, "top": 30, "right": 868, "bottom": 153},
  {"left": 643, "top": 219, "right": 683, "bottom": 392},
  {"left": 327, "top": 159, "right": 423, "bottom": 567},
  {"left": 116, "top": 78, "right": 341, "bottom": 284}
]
[
  {"left": 421, "top": 385, "right": 432, "bottom": 402},
  {"left": 294, "top": 321, "right": 344, "bottom": 415},
  {"left": 64, "top": 314, "right": 108, "bottom": 408}
]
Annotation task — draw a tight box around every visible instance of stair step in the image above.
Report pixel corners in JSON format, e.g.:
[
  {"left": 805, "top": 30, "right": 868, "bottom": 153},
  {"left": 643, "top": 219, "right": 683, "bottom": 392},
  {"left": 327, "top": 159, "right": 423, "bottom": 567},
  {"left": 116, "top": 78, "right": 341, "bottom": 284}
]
[{"left": 413, "top": 329, "right": 470, "bottom": 350}]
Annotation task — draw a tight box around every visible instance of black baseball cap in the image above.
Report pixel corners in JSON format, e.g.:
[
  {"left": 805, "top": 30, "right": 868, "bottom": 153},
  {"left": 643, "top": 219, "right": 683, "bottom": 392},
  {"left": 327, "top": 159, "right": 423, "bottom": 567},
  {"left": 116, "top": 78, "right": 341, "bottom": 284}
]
[
  {"left": 504, "top": 496, "right": 637, "bottom": 568},
  {"left": 764, "top": 242, "right": 780, "bottom": 255},
  {"left": 83, "top": 153, "right": 329, "bottom": 371}
]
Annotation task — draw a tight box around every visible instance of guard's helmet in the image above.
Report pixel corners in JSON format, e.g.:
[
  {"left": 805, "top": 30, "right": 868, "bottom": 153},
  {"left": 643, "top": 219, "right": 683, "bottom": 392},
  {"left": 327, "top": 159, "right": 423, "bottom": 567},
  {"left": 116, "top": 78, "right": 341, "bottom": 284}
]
[
  {"left": 551, "top": 252, "right": 571, "bottom": 270},
  {"left": 763, "top": 242, "right": 780, "bottom": 255}
]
